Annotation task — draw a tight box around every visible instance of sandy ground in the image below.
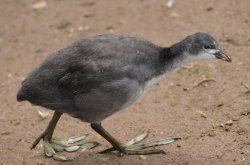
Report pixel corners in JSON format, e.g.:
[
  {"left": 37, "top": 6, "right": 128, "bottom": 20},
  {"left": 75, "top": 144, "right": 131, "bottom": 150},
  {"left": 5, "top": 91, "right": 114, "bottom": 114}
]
[{"left": 0, "top": 0, "right": 249, "bottom": 164}]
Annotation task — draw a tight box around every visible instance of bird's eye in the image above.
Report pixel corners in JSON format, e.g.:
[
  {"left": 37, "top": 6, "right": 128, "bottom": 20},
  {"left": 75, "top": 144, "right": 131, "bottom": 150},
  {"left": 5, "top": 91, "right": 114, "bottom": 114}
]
[{"left": 204, "top": 45, "right": 213, "bottom": 49}]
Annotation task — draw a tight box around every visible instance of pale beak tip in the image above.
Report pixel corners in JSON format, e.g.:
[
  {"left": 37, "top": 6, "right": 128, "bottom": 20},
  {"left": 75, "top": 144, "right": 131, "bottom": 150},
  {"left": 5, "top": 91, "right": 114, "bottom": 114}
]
[{"left": 215, "top": 50, "right": 232, "bottom": 63}]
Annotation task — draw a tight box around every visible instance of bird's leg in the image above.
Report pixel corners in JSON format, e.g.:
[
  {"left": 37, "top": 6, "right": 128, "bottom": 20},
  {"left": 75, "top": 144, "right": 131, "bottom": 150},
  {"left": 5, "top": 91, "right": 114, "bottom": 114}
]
[
  {"left": 31, "top": 111, "right": 99, "bottom": 161},
  {"left": 91, "top": 123, "right": 180, "bottom": 155},
  {"left": 31, "top": 111, "right": 62, "bottom": 149}
]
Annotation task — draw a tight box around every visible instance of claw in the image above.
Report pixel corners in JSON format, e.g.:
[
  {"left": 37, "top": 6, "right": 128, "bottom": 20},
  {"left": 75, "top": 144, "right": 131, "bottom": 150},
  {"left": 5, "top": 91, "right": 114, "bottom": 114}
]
[
  {"left": 44, "top": 141, "right": 56, "bottom": 157},
  {"left": 124, "top": 130, "right": 149, "bottom": 146},
  {"left": 142, "top": 137, "right": 179, "bottom": 149},
  {"left": 126, "top": 137, "right": 180, "bottom": 151},
  {"left": 52, "top": 135, "right": 89, "bottom": 148},
  {"left": 53, "top": 154, "right": 69, "bottom": 161},
  {"left": 80, "top": 141, "right": 100, "bottom": 150},
  {"left": 51, "top": 143, "right": 65, "bottom": 152},
  {"left": 65, "top": 145, "right": 80, "bottom": 152},
  {"left": 51, "top": 139, "right": 69, "bottom": 147},
  {"left": 67, "top": 135, "right": 88, "bottom": 144},
  {"left": 31, "top": 132, "right": 46, "bottom": 149}
]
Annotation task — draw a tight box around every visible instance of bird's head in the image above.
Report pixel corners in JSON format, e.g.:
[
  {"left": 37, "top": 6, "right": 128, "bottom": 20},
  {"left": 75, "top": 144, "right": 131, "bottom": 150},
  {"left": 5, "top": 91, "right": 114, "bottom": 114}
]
[{"left": 180, "top": 32, "right": 231, "bottom": 63}]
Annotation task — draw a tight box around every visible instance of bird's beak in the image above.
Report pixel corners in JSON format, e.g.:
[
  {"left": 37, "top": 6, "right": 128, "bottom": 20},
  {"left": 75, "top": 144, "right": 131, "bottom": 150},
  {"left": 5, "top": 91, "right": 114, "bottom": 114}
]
[{"left": 215, "top": 50, "right": 231, "bottom": 63}]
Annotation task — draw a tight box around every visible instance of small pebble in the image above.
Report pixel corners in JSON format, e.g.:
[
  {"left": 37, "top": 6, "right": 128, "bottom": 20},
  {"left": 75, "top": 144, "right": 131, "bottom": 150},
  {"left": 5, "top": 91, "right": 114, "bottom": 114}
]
[
  {"left": 118, "top": 20, "right": 126, "bottom": 25},
  {"left": 139, "top": 155, "right": 147, "bottom": 160},
  {"left": 217, "top": 103, "right": 224, "bottom": 107},
  {"left": 7, "top": 73, "right": 12, "bottom": 78},
  {"left": 77, "top": 26, "right": 83, "bottom": 31},
  {"left": 170, "top": 12, "right": 178, "bottom": 18},
  {"left": 166, "top": 0, "right": 175, "bottom": 8},
  {"left": 1, "top": 131, "right": 10, "bottom": 135},
  {"left": 32, "top": 1, "right": 47, "bottom": 10},
  {"left": 225, "top": 120, "right": 233, "bottom": 126},
  {"left": 84, "top": 26, "right": 90, "bottom": 31},
  {"left": 84, "top": 12, "right": 95, "bottom": 18},
  {"left": 197, "top": 110, "right": 207, "bottom": 118},
  {"left": 82, "top": 2, "right": 95, "bottom": 6},
  {"left": 57, "top": 21, "right": 71, "bottom": 30},
  {"left": 14, "top": 122, "right": 21, "bottom": 126},
  {"left": 206, "top": 7, "right": 213, "bottom": 11},
  {"left": 38, "top": 110, "right": 50, "bottom": 119},
  {"left": 106, "top": 26, "right": 113, "bottom": 30},
  {"left": 69, "top": 28, "right": 74, "bottom": 33}
]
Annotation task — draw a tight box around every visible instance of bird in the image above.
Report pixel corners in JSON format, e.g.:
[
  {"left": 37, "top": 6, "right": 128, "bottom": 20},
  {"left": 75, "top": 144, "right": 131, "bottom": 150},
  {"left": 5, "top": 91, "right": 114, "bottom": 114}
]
[{"left": 17, "top": 32, "right": 231, "bottom": 161}]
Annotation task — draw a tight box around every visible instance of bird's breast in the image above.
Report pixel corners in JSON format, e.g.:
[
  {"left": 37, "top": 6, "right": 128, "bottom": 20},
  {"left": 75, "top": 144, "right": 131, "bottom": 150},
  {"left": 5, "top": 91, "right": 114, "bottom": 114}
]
[
  {"left": 122, "top": 72, "right": 168, "bottom": 108},
  {"left": 143, "top": 73, "right": 168, "bottom": 92}
]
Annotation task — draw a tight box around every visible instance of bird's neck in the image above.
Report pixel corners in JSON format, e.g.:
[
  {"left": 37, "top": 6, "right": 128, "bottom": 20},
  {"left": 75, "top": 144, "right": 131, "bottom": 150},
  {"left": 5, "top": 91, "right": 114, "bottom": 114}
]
[{"left": 160, "top": 45, "right": 187, "bottom": 72}]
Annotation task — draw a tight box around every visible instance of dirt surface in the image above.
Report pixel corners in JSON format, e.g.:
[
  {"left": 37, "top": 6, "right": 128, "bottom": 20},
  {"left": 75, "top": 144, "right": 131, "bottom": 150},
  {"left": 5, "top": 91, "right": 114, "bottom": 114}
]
[{"left": 0, "top": 0, "right": 249, "bottom": 164}]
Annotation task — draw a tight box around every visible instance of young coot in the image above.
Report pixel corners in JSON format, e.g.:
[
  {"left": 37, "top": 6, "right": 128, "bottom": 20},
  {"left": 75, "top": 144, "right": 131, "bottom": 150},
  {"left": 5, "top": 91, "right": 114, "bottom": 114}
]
[{"left": 17, "top": 32, "right": 231, "bottom": 161}]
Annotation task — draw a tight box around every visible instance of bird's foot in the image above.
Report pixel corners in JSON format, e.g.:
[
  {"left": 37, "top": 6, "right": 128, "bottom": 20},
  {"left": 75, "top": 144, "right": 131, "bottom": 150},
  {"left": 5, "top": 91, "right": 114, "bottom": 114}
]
[
  {"left": 100, "top": 130, "right": 180, "bottom": 155},
  {"left": 31, "top": 133, "right": 99, "bottom": 161}
]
